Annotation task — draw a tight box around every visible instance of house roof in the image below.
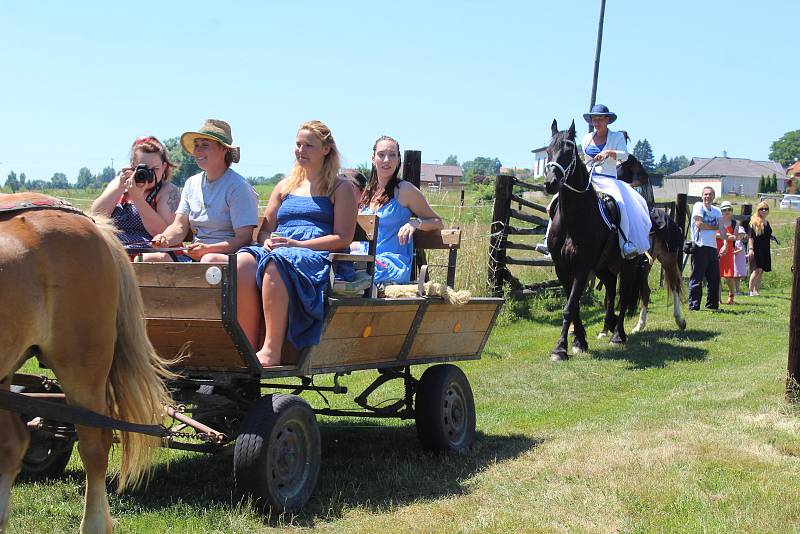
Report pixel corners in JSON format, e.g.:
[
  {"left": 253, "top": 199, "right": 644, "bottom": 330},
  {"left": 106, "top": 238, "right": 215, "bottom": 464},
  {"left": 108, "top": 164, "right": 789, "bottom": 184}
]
[
  {"left": 787, "top": 161, "right": 800, "bottom": 176},
  {"left": 531, "top": 145, "right": 548, "bottom": 155},
  {"left": 420, "top": 163, "right": 463, "bottom": 183},
  {"left": 667, "top": 157, "right": 787, "bottom": 179}
]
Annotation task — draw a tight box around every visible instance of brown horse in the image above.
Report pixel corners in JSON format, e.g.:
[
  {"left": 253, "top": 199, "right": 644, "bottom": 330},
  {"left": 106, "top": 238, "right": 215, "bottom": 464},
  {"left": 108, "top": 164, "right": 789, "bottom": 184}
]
[{"left": 0, "top": 193, "right": 174, "bottom": 533}]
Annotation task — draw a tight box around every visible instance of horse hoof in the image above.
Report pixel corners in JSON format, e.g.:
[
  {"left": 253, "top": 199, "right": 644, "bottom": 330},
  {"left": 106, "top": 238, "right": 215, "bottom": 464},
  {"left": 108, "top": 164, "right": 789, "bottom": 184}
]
[
  {"left": 550, "top": 352, "right": 569, "bottom": 362},
  {"left": 572, "top": 345, "right": 587, "bottom": 355},
  {"left": 597, "top": 332, "right": 608, "bottom": 340},
  {"left": 677, "top": 319, "right": 687, "bottom": 330},
  {"left": 610, "top": 336, "right": 625, "bottom": 346}
]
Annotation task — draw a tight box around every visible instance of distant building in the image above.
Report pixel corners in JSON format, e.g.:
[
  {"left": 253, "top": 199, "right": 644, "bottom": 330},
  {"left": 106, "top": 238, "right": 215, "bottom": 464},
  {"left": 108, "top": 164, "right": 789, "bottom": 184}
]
[
  {"left": 660, "top": 156, "right": 788, "bottom": 197},
  {"left": 420, "top": 163, "right": 464, "bottom": 191},
  {"left": 531, "top": 146, "right": 548, "bottom": 178},
  {"left": 787, "top": 161, "right": 800, "bottom": 193}
]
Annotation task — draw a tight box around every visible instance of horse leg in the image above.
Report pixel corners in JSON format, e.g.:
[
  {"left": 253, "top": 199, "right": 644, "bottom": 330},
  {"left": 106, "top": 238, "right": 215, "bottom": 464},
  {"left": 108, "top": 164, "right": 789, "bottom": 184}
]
[
  {"left": 0, "top": 394, "right": 28, "bottom": 533},
  {"left": 43, "top": 344, "right": 115, "bottom": 534},
  {"left": 552, "top": 273, "right": 589, "bottom": 360},
  {"left": 631, "top": 263, "right": 651, "bottom": 334},
  {"left": 597, "top": 271, "right": 617, "bottom": 339},
  {"left": 612, "top": 260, "right": 640, "bottom": 345}
]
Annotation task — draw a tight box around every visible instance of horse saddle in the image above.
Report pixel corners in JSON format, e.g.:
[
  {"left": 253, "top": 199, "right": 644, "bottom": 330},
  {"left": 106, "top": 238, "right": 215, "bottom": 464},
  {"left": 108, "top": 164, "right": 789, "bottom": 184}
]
[{"left": 597, "top": 193, "right": 621, "bottom": 230}]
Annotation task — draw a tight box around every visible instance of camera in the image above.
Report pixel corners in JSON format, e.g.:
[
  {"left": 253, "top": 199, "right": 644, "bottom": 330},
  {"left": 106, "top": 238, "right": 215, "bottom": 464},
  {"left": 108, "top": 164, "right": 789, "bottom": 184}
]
[{"left": 132, "top": 164, "right": 155, "bottom": 184}]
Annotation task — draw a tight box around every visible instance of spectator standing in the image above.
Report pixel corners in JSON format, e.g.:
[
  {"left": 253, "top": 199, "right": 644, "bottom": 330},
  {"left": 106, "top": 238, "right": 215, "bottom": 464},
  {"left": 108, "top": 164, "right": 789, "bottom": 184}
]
[
  {"left": 747, "top": 201, "right": 773, "bottom": 296},
  {"left": 688, "top": 187, "right": 731, "bottom": 311}
]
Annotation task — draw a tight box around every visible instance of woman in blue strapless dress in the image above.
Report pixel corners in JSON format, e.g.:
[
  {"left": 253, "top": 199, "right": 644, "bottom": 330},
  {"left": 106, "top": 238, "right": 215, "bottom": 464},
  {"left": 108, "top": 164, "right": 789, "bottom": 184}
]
[
  {"left": 359, "top": 136, "right": 443, "bottom": 284},
  {"left": 237, "top": 121, "right": 357, "bottom": 367}
]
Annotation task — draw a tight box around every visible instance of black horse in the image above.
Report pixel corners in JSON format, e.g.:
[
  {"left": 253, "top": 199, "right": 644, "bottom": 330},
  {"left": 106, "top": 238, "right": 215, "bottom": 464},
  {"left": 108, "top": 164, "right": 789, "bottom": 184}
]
[{"left": 544, "top": 119, "right": 645, "bottom": 361}]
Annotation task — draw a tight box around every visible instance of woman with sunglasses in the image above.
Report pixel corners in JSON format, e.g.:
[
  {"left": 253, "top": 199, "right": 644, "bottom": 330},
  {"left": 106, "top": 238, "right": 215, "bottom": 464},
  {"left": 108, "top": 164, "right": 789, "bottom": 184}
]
[
  {"left": 92, "top": 135, "right": 180, "bottom": 252},
  {"left": 358, "top": 135, "right": 442, "bottom": 285},
  {"left": 747, "top": 201, "right": 773, "bottom": 296}
]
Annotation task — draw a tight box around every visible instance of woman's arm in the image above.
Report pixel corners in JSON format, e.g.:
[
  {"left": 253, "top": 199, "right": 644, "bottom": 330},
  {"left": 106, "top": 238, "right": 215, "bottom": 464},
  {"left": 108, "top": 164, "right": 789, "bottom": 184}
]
[
  {"left": 90, "top": 169, "right": 130, "bottom": 216},
  {"left": 396, "top": 181, "right": 444, "bottom": 245},
  {"left": 151, "top": 213, "right": 191, "bottom": 247},
  {"left": 129, "top": 182, "right": 180, "bottom": 237},
  {"left": 185, "top": 226, "right": 255, "bottom": 259},
  {"left": 604, "top": 131, "right": 628, "bottom": 163},
  {"left": 256, "top": 181, "right": 284, "bottom": 244}
]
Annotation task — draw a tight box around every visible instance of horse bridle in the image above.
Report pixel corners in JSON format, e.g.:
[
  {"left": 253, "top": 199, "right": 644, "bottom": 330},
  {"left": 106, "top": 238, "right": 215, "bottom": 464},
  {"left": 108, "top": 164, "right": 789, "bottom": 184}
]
[{"left": 545, "top": 137, "right": 594, "bottom": 194}]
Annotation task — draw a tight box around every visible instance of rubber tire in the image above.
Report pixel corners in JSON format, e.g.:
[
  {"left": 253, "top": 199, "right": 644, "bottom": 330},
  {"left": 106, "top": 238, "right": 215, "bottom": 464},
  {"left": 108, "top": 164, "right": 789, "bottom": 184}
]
[
  {"left": 414, "top": 364, "right": 476, "bottom": 452},
  {"left": 11, "top": 385, "right": 74, "bottom": 481},
  {"left": 234, "top": 394, "right": 321, "bottom": 513}
]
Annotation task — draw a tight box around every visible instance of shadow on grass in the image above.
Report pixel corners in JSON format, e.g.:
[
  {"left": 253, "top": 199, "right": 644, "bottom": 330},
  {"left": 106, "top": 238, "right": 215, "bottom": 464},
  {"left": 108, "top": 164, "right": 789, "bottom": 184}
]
[
  {"left": 111, "top": 422, "right": 540, "bottom": 526},
  {"left": 590, "top": 327, "right": 717, "bottom": 369}
]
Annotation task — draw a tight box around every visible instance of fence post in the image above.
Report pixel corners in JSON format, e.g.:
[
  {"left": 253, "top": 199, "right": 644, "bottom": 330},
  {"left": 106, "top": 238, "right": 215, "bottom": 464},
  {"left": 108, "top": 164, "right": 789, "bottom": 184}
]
[
  {"left": 788, "top": 218, "right": 800, "bottom": 401},
  {"left": 403, "top": 150, "right": 422, "bottom": 188},
  {"left": 675, "top": 193, "right": 688, "bottom": 271},
  {"left": 460, "top": 189, "right": 465, "bottom": 207},
  {"left": 488, "top": 174, "right": 514, "bottom": 297},
  {"left": 403, "top": 150, "right": 426, "bottom": 279}
]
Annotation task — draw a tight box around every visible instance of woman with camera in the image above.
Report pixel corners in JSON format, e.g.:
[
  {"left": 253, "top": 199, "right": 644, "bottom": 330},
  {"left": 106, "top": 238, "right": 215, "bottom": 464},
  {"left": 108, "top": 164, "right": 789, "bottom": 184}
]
[
  {"left": 150, "top": 119, "right": 259, "bottom": 263},
  {"left": 92, "top": 135, "right": 181, "bottom": 250}
]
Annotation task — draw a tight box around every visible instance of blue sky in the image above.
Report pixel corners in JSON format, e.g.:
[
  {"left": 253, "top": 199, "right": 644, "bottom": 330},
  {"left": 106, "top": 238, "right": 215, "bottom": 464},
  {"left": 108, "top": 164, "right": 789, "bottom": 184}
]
[{"left": 1, "top": 0, "right": 797, "bottom": 182}]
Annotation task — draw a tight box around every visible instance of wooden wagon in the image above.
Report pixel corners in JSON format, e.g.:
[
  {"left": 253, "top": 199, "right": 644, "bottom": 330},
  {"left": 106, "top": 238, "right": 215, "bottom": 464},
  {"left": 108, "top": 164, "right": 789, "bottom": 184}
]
[{"left": 13, "top": 221, "right": 503, "bottom": 512}]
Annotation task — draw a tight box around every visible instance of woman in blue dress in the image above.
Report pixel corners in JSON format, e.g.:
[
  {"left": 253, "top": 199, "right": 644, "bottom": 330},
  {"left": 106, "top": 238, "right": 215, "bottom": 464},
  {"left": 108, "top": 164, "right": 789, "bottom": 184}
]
[
  {"left": 237, "top": 121, "right": 357, "bottom": 367},
  {"left": 359, "top": 136, "right": 443, "bottom": 284}
]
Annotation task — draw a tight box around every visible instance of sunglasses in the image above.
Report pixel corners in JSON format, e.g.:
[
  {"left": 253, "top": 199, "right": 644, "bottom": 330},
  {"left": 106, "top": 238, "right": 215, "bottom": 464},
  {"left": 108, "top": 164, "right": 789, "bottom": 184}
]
[{"left": 759, "top": 208, "right": 769, "bottom": 212}]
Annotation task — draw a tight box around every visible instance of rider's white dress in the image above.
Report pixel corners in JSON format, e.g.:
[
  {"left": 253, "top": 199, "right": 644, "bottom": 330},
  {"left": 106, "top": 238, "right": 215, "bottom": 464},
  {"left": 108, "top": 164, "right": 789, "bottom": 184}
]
[{"left": 580, "top": 130, "right": 651, "bottom": 256}]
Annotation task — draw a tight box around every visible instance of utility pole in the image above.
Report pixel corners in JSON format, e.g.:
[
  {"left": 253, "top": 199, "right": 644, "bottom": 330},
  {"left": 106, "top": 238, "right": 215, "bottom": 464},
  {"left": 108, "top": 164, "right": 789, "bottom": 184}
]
[{"left": 588, "top": 0, "right": 607, "bottom": 133}]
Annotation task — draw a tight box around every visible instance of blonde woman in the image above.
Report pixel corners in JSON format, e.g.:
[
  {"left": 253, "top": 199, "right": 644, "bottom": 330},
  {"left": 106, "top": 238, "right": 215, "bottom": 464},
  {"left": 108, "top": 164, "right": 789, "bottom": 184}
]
[
  {"left": 237, "top": 120, "right": 357, "bottom": 367},
  {"left": 747, "top": 201, "right": 773, "bottom": 296}
]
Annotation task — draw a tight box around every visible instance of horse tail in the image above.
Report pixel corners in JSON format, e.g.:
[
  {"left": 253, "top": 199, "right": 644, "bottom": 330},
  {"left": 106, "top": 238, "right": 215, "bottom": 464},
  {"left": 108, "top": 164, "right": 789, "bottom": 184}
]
[{"left": 94, "top": 216, "right": 176, "bottom": 490}]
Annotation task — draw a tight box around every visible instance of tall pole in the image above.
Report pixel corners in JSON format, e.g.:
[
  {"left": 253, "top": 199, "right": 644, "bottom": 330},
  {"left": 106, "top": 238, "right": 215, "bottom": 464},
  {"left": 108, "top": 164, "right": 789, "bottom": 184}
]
[{"left": 588, "top": 0, "right": 607, "bottom": 133}]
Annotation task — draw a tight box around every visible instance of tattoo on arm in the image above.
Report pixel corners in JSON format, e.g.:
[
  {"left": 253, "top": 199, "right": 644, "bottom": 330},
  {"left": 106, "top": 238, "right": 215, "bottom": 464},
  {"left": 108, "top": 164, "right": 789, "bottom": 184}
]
[{"left": 167, "top": 188, "right": 180, "bottom": 212}]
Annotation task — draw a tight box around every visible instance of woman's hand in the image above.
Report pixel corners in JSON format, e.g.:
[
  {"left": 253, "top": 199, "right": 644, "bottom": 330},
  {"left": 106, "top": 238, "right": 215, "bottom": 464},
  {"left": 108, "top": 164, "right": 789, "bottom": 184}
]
[
  {"left": 151, "top": 233, "right": 170, "bottom": 247},
  {"left": 266, "top": 236, "right": 300, "bottom": 250},
  {"left": 186, "top": 242, "right": 210, "bottom": 260},
  {"left": 125, "top": 175, "right": 149, "bottom": 203},
  {"left": 398, "top": 221, "right": 418, "bottom": 245},
  {"left": 719, "top": 244, "right": 728, "bottom": 257},
  {"left": 593, "top": 150, "right": 616, "bottom": 162}
]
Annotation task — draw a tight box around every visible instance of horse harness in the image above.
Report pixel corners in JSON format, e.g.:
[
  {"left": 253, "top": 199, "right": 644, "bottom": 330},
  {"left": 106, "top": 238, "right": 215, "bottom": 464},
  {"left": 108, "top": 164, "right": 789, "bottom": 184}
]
[{"left": 0, "top": 199, "right": 90, "bottom": 219}]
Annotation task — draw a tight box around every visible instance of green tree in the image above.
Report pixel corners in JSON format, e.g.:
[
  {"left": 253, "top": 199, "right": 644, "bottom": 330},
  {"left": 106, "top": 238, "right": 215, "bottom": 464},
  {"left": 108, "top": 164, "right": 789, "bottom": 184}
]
[
  {"left": 769, "top": 130, "right": 800, "bottom": 168},
  {"left": 632, "top": 139, "right": 655, "bottom": 170},
  {"left": 98, "top": 166, "right": 115, "bottom": 185},
  {"left": 462, "top": 157, "right": 501, "bottom": 182},
  {"left": 76, "top": 167, "right": 95, "bottom": 189},
  {"left": 50, "top": 172, "right": 69, "bottom": 189},
  {"left": 670, "top": 156, "right": 689, "bottom": 173},
  {"left": 19, "top": 172, "right": 26, "bottom": 189},
  {"left": 5, "top": 170, "right": 19, "bottom": 193},
  {"left": 443, "top": 155, "right": 459, "bottom": 166},
  {"left": 165, "top": 136, "right": 200, "bottom": 187},
  {"left": 771, "top": 173, "right": 778, "bottom": 193},
  {"left": 758, "top": 176, "right": 765, "bottom": 194},
  {"left": 28, "top": 179, "right": 47, "bottom": 190}
]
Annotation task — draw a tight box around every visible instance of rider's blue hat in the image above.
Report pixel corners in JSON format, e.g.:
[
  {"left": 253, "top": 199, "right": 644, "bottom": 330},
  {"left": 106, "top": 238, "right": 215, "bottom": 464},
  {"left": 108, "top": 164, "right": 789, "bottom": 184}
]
[{"left": 583, "top": 104, "right": 617, "bottom": 124}]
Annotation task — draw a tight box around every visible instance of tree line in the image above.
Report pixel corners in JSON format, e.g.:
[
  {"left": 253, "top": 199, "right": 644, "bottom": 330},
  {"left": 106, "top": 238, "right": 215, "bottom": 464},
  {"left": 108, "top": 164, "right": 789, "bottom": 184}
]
[{"left": 3, "top": 136, "right": 285, "bottom": 192}]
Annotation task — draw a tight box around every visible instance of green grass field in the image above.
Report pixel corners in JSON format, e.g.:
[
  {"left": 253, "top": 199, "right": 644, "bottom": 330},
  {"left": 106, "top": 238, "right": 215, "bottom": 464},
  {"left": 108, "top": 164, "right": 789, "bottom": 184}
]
[{"left": 6, "top": 189, "right": 800, "bottom": 532}]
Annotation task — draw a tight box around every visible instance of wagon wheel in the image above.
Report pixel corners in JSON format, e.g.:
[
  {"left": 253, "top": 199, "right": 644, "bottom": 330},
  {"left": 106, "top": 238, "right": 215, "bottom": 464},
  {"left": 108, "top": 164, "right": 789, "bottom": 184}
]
[
  {"left": 234, "top": 394, "right": 321, "bottom": 513},
  {"left": 11, "top": 385, "right": 75, "bottom": 481},
  {"left": 414, "top": 364, "right": 476, "bottom": 452}
]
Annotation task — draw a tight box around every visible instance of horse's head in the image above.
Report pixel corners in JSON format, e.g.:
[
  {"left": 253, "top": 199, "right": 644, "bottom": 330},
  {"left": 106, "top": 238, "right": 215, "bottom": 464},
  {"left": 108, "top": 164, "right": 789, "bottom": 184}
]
[
  {"left": 617, "top": 155, "right": 648, "bottom": 187},
  {"left": 544, "top": 119, "right": 581, "bottom": 195}
]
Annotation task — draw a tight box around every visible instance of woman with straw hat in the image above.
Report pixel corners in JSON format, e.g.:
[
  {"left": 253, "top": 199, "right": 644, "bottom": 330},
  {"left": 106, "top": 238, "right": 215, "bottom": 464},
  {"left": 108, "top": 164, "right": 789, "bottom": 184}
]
[
  {"left": 580, "top": 104, "right": 651, "bottom": 258},
  {"left": 151, "top": 119, "right": 259, "bottom": 262}
]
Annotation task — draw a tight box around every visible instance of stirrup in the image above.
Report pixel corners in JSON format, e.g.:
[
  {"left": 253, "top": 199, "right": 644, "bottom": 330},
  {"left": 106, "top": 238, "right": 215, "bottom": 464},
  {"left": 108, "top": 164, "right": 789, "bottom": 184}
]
[{"left": 535, "top": 243, "right": 550, "bottom": 256}]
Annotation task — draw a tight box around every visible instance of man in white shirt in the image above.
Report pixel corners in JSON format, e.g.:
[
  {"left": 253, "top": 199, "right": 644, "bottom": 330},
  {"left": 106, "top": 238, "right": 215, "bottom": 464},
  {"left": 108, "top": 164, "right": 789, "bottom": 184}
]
[{"left": 688, "top": 186, "right": 731, "bottom": 311}]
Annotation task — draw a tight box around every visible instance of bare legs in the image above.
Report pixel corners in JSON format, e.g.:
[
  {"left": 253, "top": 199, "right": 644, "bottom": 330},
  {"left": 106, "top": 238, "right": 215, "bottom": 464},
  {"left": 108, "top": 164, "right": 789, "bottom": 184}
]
[
  {"left": 235, "top": 254, "right": 287, "bottom": 367},
  {"left": 258, "top": 263, "right": 289, "bottom": 366},
  {"left": 723, "top": 277, "right": 736, "bottom": 304},
  {"left": 749, "top": 267, "right": 764, "bottom": 296}
]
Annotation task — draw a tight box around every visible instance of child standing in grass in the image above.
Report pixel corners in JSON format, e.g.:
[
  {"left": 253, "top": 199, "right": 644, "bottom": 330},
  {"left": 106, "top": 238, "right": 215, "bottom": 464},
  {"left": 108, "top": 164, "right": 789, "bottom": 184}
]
[{"left": 733, "top": 225, "right": 748, "bottom": 295}]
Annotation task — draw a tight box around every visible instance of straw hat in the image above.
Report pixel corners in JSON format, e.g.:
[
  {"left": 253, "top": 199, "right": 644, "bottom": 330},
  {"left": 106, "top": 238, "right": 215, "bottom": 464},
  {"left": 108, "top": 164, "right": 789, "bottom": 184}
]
[
  {"left": 720, "top": 200, "right": 733, "bottom": 210},
  {"left": 180, "top": 119, "right": 240, "bottom": 163}
]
